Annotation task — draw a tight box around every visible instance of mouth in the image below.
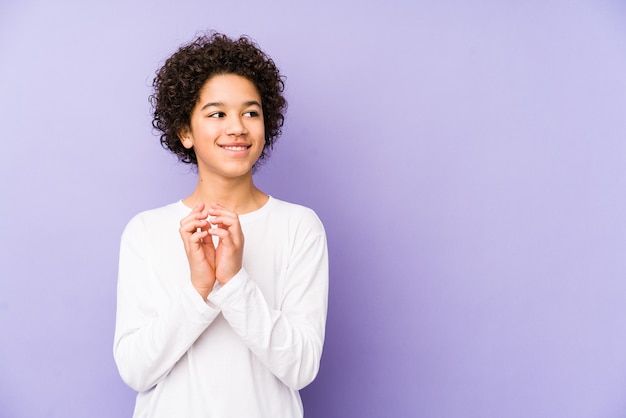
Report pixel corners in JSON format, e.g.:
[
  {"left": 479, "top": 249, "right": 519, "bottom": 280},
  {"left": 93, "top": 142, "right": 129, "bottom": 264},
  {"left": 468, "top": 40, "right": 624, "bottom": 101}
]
[{"left": 218, "top": 144, "right": 252, "bottom": 151}]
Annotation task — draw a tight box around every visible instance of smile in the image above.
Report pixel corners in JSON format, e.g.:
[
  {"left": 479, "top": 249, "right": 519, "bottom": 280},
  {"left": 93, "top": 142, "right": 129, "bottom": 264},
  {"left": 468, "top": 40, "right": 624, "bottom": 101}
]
[{"left": 219, "top": 145, "right": 251, "bottom": 151}]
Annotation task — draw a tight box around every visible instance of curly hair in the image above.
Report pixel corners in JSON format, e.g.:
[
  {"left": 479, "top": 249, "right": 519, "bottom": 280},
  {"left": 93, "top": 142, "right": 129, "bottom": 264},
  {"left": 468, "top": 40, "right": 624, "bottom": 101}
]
[{"left": 150, "top": 32, "right": 287, "bottom": 168}]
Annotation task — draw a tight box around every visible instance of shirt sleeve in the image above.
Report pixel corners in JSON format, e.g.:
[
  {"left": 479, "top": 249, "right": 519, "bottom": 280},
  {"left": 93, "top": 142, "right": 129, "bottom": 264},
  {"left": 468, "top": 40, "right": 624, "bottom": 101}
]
[
  {"left": 113, "top": 215, "right": 221, "bottom": 392},
  {"left": 207, "top": 220, "right": 329, "bottom": 390}
]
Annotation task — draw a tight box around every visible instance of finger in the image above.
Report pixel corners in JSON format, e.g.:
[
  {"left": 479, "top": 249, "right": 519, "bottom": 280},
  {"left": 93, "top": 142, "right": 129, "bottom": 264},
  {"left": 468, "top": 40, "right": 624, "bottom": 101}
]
[
  {"left": 181, "top": 228, "right": 209, "bottom": 250},
  {"left": 208, "top": 215, "right": 237, "bottom": 230},
  {"left": 193, "top": 202, "right": 206, "bottom": 213},
  {"left": 206, "top": 206, "right": 239, "bottom": 226},
  {"left": 180, "top": 203, "right": 208, "bottom": 224},
  {"left": 179, "top": 222, "right": 212, "bottom": 255},
  {"left": 207, "top": 227, "right": 228, "bottom": 239},
  {"left": 180, "top": 205, "right": 210, "bottom": 232},
  {"left": 180, "top": 218, "right": 210, "bottom": 236},
  {"left": 207, "top": 222, "right": 244, "bottom": 248},
  {"left": 209, "top": 216, "right": 243, "bottom": 244},
  {"left": 206, "top": 203, "right": 243, "bottom": 244},
  {"left": 207, "top": 202, "right": 238, "bottom": 218}
]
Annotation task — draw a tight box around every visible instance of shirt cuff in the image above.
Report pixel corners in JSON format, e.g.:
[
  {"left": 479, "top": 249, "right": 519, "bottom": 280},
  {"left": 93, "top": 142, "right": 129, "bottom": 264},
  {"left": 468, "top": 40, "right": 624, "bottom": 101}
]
[
  {"left": 181, "top": 277, "right": 221, "bottom": 320},
  {"left": 206, "top": 267, "right": 248, "bottom": 308}
]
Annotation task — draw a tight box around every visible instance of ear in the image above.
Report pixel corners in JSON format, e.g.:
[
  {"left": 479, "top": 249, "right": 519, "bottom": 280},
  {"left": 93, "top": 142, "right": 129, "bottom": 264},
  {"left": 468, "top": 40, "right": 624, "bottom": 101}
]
[{"left": 178, "top": 126, "right": 194, "bottom": 149}]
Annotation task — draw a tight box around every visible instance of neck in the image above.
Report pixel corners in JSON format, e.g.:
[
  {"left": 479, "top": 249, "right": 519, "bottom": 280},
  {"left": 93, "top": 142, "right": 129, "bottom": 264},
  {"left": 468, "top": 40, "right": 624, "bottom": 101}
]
[{"left": 182, "top": 171, "right": 268, "bottom": 214}]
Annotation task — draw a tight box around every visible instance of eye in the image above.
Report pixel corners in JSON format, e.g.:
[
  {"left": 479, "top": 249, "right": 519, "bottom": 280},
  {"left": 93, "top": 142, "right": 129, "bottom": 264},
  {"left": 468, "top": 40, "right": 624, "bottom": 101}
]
[
  {"left": 243, "top": 110, "right": 260, "bottom": 118},
  {"left": 209, "top": 112, "right": 225, "bottom": 118}
]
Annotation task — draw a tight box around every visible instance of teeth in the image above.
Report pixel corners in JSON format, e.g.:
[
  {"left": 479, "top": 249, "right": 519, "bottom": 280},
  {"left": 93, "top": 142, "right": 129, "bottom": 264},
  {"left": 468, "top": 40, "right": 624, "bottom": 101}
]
[{"left": 222, "top": 146, "right": 249, "bottom": 151}]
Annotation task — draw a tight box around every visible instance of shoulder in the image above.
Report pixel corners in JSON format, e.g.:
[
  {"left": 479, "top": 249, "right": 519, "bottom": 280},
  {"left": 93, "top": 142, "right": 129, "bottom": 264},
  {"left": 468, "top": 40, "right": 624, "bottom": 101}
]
[
  {"left": 270, "top": 197, "right": 322, "bottom": 221},
  {"left": 122, "top": 201, "right": 187, "bottom": 238},
  {"left": 267, "top": 197, "right": 326, "bottom": 235}
]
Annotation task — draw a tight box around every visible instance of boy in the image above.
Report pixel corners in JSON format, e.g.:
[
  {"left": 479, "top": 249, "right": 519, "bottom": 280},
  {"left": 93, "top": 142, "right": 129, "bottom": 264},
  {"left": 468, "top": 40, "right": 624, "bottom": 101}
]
[{"left": 114, "top": 32, "right": 328, "bottom": 418}]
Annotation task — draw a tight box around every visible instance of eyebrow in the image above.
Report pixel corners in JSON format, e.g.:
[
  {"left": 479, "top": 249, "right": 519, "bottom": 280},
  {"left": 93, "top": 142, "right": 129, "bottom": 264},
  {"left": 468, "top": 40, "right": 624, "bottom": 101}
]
[{"left": 200, "top": 100, "right": 262, "bottom": 111}]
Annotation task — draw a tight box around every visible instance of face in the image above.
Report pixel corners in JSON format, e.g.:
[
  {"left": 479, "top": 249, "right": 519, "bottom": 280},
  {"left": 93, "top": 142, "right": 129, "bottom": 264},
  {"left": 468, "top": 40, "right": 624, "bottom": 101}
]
[{"left": 180, "top": 74, "right": 265, "bottom": 180}]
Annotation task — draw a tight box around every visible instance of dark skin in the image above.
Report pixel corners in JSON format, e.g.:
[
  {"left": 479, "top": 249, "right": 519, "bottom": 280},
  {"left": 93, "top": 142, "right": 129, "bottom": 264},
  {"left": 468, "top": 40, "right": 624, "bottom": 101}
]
[{"left": 177, "top": 73, "right": 268, "bottom": 299}]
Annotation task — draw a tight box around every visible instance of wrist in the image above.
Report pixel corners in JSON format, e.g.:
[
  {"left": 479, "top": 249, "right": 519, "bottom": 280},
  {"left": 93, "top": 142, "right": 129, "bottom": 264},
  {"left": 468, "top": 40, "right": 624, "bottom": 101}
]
[
  {"left": 191, "top": 277, "right": 216, "bottom": 300},
  {"left": 216, "top": 266, "right": 242, "bottom": 286}
]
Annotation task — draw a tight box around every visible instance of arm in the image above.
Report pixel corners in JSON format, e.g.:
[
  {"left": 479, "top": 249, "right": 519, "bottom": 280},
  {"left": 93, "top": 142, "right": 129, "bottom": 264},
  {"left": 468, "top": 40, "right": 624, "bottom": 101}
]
[
  {"left": 113, "top": 214, "right": 221, "bottom": 392},
  {"left": 208, "top": 221, "right": 329, "bottom": 390}
]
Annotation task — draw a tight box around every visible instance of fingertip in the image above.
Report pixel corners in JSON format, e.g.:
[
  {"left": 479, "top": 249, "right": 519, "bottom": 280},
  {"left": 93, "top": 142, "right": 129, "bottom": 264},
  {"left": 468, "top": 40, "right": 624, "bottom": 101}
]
[{"left": 207, "top": 227, "right": 224, "bottom": 235}]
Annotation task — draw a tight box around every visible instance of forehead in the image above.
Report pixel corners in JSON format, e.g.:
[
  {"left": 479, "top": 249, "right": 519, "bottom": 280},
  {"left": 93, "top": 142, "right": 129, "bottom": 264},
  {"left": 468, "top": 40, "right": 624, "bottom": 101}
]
[{"left": 198, "top": 74, "right": 261, "bottom": 103}]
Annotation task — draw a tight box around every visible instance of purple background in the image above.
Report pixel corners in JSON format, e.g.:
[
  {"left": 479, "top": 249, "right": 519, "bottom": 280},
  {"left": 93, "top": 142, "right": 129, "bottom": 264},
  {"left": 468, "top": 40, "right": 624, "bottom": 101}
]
[{"left": 1, "top": 0, "right": 626, "bottom": 417}]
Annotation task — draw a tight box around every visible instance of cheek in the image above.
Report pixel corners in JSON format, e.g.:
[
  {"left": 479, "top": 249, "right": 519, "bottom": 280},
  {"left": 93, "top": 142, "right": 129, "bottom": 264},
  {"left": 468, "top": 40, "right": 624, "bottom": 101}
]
[
  {"left": 255, "top": 125, "right": 266, "bottom": 145},
  {"left": 254, "top": 138, "right": 266, "bottom": 158}
]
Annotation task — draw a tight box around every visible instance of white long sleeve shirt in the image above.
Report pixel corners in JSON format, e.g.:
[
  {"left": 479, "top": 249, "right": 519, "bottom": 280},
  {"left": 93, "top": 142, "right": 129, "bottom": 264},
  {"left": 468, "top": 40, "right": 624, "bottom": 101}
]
[{"left": 113, "top": 197, "right": 328, "bottom": 418}]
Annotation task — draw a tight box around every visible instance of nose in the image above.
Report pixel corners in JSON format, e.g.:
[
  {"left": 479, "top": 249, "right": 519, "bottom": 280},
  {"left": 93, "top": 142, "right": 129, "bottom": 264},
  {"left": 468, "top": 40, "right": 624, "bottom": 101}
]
[{"left": 225, "top": 115, "right": 248, "bottom": 136}]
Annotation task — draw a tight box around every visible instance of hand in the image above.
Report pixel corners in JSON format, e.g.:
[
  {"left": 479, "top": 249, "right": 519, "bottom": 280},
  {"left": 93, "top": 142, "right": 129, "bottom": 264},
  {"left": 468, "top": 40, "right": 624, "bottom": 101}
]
[
  {"left": 179, "top": 203, "right": 216, "bottom": 298},
  {"left": 207, "top": 203, "right": 244, "bottom": 285}
]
